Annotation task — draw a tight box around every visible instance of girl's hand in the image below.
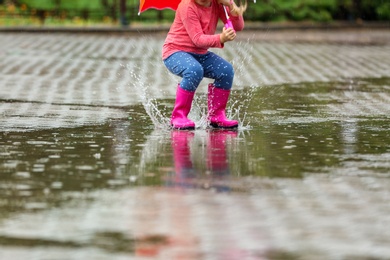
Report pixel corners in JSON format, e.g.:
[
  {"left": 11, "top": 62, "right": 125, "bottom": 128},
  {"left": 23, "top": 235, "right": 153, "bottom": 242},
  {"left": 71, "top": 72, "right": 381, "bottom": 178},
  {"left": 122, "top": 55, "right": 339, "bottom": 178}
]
[
  {"left": 220, "top": 27, "right": 236, "bottom": 43},
  {"left": 218, "top": 0, "right": 247, "bottom": 17}
]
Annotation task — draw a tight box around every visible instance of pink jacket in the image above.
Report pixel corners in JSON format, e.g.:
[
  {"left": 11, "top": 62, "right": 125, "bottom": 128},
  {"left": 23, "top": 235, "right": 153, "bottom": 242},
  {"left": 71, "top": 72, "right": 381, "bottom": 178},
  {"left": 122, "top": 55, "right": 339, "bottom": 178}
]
[{"left": 162, "top": 0, "right": 244, "bottom": 60}]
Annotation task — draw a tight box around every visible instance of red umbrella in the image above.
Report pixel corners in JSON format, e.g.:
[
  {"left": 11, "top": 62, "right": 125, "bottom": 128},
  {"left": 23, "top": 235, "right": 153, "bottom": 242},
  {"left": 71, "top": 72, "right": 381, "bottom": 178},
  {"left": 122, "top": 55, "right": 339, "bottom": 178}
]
[
  {"left": 139, "top": 0, "right": 254, "bottom": 15},
  {"left": 138, "top": 0, "right": 182, "bottom": 14},
  {"left": 138, "top": 0, "right": 234, "bottom": 30}
]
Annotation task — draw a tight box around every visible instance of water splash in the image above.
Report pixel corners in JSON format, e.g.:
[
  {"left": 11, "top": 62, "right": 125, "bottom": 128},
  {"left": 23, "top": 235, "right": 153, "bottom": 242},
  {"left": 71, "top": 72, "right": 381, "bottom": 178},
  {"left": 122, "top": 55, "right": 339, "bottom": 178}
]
[
  {"left": 191, "top": 94, "right": 209, "bottom": 128},
  {"left": 128, "top": 63, "right": 171, "bottom": 129},
  {"left": 228, "top": 39, "right": 258, "bottom": 130},
  {"left": 127, "top": 37, "right": 258, "bottom": 130}
]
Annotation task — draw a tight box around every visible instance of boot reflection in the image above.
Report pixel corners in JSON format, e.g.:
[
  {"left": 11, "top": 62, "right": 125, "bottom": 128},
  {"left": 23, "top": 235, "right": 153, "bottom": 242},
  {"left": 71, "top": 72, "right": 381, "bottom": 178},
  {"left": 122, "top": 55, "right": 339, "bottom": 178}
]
[
  {"left": 206, "top": 129, "right": 238, "bottom": 192},
  {"left": 170, "top": 129, "right": 238, "bottom": 191},
  {"left": 170, "top": 130, "right": 196, "bottom": 189},
  {"left": 207, "top": 129, "right": 238, "bottom": 175}
]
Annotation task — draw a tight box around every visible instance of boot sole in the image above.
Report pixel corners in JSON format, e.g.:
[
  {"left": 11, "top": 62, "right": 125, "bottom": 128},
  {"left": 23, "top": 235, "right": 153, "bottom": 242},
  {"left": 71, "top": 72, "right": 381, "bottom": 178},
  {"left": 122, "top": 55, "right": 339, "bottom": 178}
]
[
  {"left": 209, "top": 123, "right": 238, "bottom": 129},
  {"left": 171, "top": 125, "right": 195, "bottom": 130}
]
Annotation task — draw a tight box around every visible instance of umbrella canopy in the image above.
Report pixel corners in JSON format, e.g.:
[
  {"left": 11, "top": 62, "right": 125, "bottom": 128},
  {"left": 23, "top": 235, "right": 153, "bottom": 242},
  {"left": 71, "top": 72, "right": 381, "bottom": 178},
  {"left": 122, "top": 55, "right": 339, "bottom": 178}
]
[{"left": 138, "top": 0, "right": 182, "bottom": 14}]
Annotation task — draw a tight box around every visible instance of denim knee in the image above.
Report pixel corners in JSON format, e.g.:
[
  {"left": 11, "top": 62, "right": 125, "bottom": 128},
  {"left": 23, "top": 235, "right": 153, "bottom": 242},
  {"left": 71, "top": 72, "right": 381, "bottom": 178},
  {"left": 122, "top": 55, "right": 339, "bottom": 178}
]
[
  {"left": 214, "top": 63, "right": 234, "bottom": 90},
  {"left": 180, "top": 64, "right": 204, "bottom": 92}
]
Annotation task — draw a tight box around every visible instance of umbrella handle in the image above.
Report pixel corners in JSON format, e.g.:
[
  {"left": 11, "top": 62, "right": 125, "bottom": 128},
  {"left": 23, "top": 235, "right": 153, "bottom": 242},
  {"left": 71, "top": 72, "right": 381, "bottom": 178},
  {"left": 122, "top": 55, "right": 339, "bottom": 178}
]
[
  {"left": 223, "top": 5, "right": 235, "bottom": 31},
  {"left": 225, "top": 19, "right": 234, "bottom": 30}
]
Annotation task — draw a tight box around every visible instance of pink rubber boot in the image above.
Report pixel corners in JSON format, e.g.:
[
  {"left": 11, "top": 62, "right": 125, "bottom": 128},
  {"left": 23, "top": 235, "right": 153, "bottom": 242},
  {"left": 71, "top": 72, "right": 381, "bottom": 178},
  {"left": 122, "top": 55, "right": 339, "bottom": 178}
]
[
  {"left": 171, "top": 85, "right": 196, "bottom": 130},
  {"left": 207, "top": 84, "right": 239, "bottom": 129}
]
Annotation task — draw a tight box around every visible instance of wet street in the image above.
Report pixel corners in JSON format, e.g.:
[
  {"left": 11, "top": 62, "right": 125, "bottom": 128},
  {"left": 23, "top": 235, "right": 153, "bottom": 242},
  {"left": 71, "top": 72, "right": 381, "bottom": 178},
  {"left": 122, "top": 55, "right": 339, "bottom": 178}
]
[{"left": 1, "top": 28, "right": 390, "bottom": 259}]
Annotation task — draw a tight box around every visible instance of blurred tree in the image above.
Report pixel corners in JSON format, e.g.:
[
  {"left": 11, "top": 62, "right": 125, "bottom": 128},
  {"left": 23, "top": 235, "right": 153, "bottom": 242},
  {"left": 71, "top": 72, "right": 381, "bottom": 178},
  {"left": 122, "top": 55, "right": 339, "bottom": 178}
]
[
  {"left": 336, "top": 0, "right": 390, "bottom": 20},
  {"left": 101, "top": 0, "right": 117, "bottom": 21},
  {"left": 20, "top": 0, "right": 55, "bottom": 9},
  {"left": 60, "top": 0, "right": 101, "bottom": 10},
  {"left": 119, "top": 0, "right": 128, "bottom": 26},
  {"left": 246, "top": 0, "right": 389, "bottom": 22},
  {"left": 21, "top": 0, "right": 56, "bottom": 24},
  {"left": 60, "top": 0, "right": 101, "bottom": 21},
  {"left": 247, "top": 0, "right": 336, "bottom": 22},
  {"left": 376, "top": 1, "right": 390, "bottom": 20},
  {"left": 361, "top": 0, "right": 390, "bottom": 20}
]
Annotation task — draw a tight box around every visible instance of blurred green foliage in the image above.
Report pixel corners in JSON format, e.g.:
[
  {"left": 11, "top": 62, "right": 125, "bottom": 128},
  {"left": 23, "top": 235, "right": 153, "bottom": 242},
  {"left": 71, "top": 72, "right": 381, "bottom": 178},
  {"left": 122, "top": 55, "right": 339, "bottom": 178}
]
[
  {"left": 332, "top": 0, "right": 390, "bottom": 20},
  {"left": 245, "top": 0, "right": 390, "bottom": 21},
  {"left": 253, "top": 0, "right": 336, "bottom": 21},
  {"left": 19, "top": 0, "right": 117, "bottom": 20},
  {"left": 1, "top": 0, "right": 389, "bottom": 25},
  {"left": 20, "top": 0, "right": 104, "bottom": 10}
]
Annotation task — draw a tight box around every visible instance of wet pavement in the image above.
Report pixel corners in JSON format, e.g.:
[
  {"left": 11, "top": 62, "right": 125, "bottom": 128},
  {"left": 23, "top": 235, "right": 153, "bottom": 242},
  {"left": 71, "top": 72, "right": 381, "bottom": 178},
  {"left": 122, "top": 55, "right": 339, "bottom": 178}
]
[{"left": 1, "top": 28, "right": 390, "bottom": 259}]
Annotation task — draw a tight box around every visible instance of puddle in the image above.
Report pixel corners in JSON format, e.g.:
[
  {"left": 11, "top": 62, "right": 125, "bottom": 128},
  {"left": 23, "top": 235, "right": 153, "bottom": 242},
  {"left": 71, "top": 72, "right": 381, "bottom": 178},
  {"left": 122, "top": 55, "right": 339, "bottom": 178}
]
[
  {"left": 1, "top": 77, "right": 389, "bottom": 204},
  {"left": 1, "top": 77, "right": 390, "bottom": 258}
]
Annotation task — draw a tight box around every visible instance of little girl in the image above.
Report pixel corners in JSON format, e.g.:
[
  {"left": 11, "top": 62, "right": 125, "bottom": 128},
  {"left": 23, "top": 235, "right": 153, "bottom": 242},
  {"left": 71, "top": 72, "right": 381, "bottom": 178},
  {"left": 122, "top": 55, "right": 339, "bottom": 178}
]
[{"left": 162, "top": 0, "right": 247, "bottom": 130}]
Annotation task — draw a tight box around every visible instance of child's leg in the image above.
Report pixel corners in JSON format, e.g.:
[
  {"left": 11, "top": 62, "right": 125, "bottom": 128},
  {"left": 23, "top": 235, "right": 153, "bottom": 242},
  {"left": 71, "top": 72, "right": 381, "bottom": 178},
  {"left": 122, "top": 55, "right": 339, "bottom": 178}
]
[
  {"left": 197, "top": 52, "right": 238, "bottom": 128},
  {"left": 199, "top": 52, "right": 234, "bottom": 90},
  {"left": 163, "top": 51, "right": 204, "bottom": 92},
  {"left": 164, "top": 52, "right": 204, "bottom": 129}
]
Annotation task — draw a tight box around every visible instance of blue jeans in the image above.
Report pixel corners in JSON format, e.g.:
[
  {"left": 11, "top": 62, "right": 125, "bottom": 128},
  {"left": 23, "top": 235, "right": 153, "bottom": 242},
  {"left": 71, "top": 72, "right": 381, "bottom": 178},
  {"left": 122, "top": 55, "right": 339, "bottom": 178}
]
[{"left": 163, "top": 51, "right": 234, "bottom": 92}]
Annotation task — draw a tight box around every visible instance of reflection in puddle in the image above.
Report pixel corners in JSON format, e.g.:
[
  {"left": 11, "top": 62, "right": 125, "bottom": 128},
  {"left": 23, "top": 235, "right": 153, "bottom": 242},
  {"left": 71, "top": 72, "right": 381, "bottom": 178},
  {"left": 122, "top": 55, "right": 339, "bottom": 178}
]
[{"left": 168, "top": 129, "right": 237, "bottom": 192}]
